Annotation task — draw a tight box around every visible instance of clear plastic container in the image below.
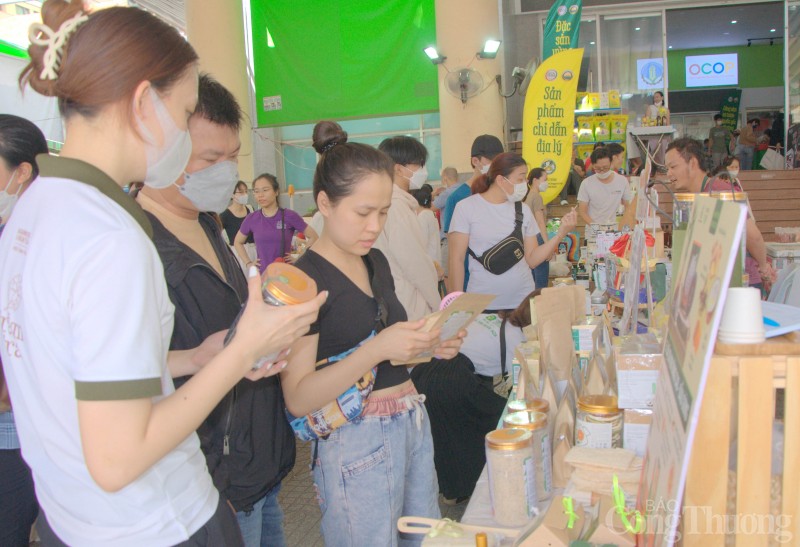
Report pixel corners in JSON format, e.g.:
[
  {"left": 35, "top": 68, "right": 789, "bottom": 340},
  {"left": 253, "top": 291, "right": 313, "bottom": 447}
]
[
  {"left": 485, "top": 428, "right": 537, "bottom": 526},
  {"left": 503, "top": 410, "right": 552, "bottom": 501},
  {"left": 575, "top": 394, "right": 622, "bottom": 449}
]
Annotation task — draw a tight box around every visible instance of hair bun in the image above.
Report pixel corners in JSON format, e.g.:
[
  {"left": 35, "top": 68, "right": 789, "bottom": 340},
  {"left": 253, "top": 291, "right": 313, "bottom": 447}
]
[{"left": 312, "top": 120, "right": 348, "bottom": 154}]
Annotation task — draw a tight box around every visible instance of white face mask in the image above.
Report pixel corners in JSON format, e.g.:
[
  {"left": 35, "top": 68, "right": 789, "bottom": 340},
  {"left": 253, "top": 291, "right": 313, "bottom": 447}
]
[
  {"left": 655, "top": 100, "right": 663, "bottom": 106},
  {"left": 728, "top": 169, "right": 739, "bottom": 178},
  {"left": 138, "top": 89, "right": 193, "bottom": 189},
  {"left": 235, "top": 194, "right": 249, "bottom": 205},
  {"left": 716, "top": 120, "right": 723, "bottom": 126},
  {"left": 403, "top": 165, "right": 428, "bottom": 190},
  {"left": 480, "top": 163, "right": 490, "bottom": 175},
  {"left": 503, "top": 177, "right": 528, "bottom": 202},
  {"left": 0, "top": 169, "right": 21, "bottom": 224},
  {"left": 539, "top": 181, "right": 548, "bottom": 192},
  {"left": 596, "top": 169, "right": 614, "bottom": 181},
  {"left": 178, "top": 160, "right": 239, "bottom": 213}
]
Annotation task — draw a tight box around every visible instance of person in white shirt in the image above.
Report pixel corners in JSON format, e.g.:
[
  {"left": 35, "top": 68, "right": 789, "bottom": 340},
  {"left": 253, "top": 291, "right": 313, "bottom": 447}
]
[
  {"left": 4, "top": 4, "right": 325, "bottom": 545},
  {"left": 375, "top": 136, "right": 442, "bottom": 319},
  {"left": 577, "top": 147, "right": 635, "bottom": 239},
  {"left": 449, "top": 153, "right": 577, "bottom": 310}
]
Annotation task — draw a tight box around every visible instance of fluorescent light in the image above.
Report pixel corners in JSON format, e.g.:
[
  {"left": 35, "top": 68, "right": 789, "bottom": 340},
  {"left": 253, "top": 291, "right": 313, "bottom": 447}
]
[
  {"left": 424, "top": 46, "right": 446, "bottom": 65},
  {"left": 590, "top": 41, "right": 596, "bottom": 45},
  {"left": 635, "top": 27, "right": 641, "bottom": 31},
  {"left": 668, "top": 45, "right": 673, "bottom": 49},
  {"left": 771, "top": 28, "right": 777, "bottom": 32},
  {"left": 477, "top": 39, "right": 502, "bottom": 59},
  {"left": 731, "top": 20, "right": 738, "bottom": 24}
]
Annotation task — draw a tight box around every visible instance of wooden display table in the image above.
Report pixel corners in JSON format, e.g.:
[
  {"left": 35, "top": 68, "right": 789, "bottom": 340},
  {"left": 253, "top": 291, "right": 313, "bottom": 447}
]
[{"left": 681, "top": 334, "right": 800, "bottom": 546}]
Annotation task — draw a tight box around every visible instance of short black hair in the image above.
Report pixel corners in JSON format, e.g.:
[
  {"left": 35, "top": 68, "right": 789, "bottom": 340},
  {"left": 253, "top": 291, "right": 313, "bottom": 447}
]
[
  {"left": 0, "top": 114, "right": 48, "bottom": 179},
  {"left": 606, "top": 142, "right": 624, "bottom": 157},
  {"left": 590, "top": 147, "right": 613, "bottom": 164},
  {"left": 193, "top": 73, "right": 242, "bottom": 131},
  {"left": 378, "top": 136, "right": 428, "bottom": 166},
  {"left": 714, "top": 114, "right": 723, "bottom": 121},
  {"left": 666, "top": 137, "right": 705, "bottom": 170}
]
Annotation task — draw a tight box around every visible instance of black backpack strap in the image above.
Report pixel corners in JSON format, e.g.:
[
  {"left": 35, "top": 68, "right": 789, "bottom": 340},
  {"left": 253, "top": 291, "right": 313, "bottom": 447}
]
[
  {"left": 467, "top": 247, "right": 480, "bottom": 261},
  {"left": 500, "top": 315, "right": 508, "bottom": 377}
]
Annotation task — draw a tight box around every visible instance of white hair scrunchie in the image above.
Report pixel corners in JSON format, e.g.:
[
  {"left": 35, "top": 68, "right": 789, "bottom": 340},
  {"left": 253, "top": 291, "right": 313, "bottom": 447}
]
[{"left": 28, "top": 11, "right": 89, "bottom": 81}]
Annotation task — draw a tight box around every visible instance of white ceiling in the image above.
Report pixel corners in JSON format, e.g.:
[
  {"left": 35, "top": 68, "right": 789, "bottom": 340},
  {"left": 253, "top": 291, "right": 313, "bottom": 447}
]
[
  {"left": 665, "top": 2, "right": 783, "bottom": 50},
  {"left": 130, "top": 0, "right": 185, "bottom": 33}
]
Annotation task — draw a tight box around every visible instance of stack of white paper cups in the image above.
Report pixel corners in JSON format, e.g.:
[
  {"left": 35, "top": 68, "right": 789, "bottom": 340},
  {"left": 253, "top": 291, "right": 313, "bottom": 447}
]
[{"left": 718, "top": 287, "right": 766, "bottom": 345}]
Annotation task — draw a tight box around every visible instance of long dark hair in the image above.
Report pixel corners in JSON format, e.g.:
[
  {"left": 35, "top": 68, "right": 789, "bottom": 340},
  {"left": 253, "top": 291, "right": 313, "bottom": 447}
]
[{"left": 311, "top": 120, "right": 394, "bottom": 205}]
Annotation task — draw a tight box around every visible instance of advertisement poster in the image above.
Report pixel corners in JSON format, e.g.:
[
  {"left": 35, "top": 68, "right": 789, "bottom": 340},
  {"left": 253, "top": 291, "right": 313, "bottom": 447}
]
[
  {"left": 718, "top": 89, "right": 742, "bottom": 133},
  {"left": 636, "top": 196, "right": 747, "bottom": 546},
  {"left": 522, "top": 48, "right": 583, "bottom": 205},
  {"left": 542, "top": 0, "right": 582, "bottom": 61},
  {"left": 637, "top": 58, "right": 665, "bottom": 91}
]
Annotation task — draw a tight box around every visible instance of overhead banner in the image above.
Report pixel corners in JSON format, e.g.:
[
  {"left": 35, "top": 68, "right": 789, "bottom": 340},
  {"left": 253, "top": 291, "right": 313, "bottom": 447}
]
[
  {"left": 543, "top": 0, "right": 582, "bottom": 60},
  {"left": 522, "top": 48, "right": 584, "bottom": 205},
  {"left": 718, "top": 89, "right": 742, "bottom": 133}
]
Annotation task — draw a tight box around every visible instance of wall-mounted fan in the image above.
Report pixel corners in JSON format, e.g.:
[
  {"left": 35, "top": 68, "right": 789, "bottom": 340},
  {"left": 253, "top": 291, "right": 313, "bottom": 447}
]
[{"left": 445, "top": 68, "right": 484, "bottom": 105}]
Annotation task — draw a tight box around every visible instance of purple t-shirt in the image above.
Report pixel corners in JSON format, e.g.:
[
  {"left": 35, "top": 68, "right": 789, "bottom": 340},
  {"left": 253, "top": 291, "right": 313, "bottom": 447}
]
[{"left": 240, "top": 208, "right": 307, "bottom": 271}]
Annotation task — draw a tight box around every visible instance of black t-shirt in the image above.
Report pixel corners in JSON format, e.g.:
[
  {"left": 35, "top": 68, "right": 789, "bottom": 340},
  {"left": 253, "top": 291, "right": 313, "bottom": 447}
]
[
  {"left": 295, "top": 248, "right": 410, "bottom": 391},
  {"left": 220, "top": 207, "right": 253, "bottom": 244}
]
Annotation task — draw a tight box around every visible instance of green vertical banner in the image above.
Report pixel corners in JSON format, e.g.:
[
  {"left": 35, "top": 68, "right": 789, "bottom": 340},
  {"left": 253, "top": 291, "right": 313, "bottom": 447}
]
[
  {"left": 719, "top": 89, "right": 742, "bottom": 132},
  {"left": 543, "top": 0, "right": 582, "bottom": 61}
]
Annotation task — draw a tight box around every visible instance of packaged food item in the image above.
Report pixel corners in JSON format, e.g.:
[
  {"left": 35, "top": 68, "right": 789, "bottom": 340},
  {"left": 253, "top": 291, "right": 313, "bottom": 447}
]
[
  {"left": 623, "top": 408, "right": 652, "bottom": 457},
  {"left": 588, "top": 93, "right": 601, "bottom": 110},
  {"left": 608, "top": 89, "right": 621, "bottom": 108},
  {"left": 503, "top": 411, "right": 552, "bottom": 501},
  {"left": 485, "top": 429, "right": 538, "bottom": 526},
  {"left": 577, "top": 116, "right": 595, "bottom": 142},
  {"left": 609, "top": 115, "right": 628, "bottom": 140},
  {"left": 575, "top": 394, "right": 622, "bottom": 449},
  {"left": 572, "top": 319, "right": 600, "bottom": 353},
  {"left": 614, "top": 333, "right": 663, "bottom": 409},
  {"left": 594, "top": 119, "right": 610, "bottom": 142}
]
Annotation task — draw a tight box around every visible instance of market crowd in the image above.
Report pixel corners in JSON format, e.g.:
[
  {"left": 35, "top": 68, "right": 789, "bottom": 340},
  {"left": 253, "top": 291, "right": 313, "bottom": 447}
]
[{"left": 0, "top": 1, "right": 772, "bottom": 546}]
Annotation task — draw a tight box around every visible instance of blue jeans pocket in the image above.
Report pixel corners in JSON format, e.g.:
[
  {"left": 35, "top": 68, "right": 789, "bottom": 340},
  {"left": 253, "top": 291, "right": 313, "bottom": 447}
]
[{"left": 342, "top": 445, "right": 387, "bottom": 479}]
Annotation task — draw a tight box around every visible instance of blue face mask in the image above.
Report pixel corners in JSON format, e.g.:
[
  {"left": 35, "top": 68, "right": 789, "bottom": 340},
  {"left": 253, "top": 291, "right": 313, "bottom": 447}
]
[{"left": 177, "top": 160, "right": 239, "bottom": 213}]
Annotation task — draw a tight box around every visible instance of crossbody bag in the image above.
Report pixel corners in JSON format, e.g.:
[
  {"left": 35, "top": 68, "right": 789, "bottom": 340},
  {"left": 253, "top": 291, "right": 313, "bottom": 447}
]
[
  {"left": 467, "top": 201, "right": 525, "bottom": 275},
  {"left": 286, "top": 254, "right": 385, "bottom": 442}
]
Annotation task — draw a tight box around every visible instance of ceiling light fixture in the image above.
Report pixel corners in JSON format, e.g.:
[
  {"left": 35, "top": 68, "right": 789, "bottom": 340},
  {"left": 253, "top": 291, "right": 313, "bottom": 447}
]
[
  {"left": 590, "top": 41, "right": 596, "bottom": 45},
  {"left": 771, "top": 28, "right": 777, "bottom": 33},
  {"left": 477, "top": 39, "right": 502, "bottom": 59},
  {"left": 731, "top": 20, "right": 738, "bottom": 24},
  {"left": 424, "top": 46, "right": 446, "bottom": 65},
  {"left": 635, "top": 27, "right": 641, "bottom": 31}
]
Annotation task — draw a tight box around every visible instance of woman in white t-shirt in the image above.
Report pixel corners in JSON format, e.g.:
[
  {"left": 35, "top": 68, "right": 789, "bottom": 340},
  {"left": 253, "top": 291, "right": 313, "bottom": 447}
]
[
  {"left": 448, "top": 153, "right": 577, "bottom": 309},
  {"left": 5, "top": 4, "right": 325, "bottom": 546}
]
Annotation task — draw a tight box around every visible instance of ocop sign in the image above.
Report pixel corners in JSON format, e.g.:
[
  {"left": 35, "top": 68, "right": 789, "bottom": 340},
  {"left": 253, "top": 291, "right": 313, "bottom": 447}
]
[{"left": 685, "top": 53, "right": 738, "bottom": 88}]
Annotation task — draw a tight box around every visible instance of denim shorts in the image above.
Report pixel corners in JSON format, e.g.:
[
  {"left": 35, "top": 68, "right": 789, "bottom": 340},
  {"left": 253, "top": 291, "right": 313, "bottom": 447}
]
[{"left": 312, "top": 387, "right": 440, "bottom": 547}]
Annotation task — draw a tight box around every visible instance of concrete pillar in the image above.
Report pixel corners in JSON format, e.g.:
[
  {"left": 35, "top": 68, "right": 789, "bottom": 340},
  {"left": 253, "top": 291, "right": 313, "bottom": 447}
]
[
  {"left": 435, "top": 0, "right": 506, "bottom": 173},
  {"left": 185, "top": 0, "right": 255, "bottom": 182}
]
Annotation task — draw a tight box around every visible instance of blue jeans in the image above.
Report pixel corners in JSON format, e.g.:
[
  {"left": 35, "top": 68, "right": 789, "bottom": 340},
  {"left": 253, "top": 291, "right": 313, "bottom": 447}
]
[
  {"left": 737, "top": 145, "right": 755, "bottom": 170},
  {"left": 235, "top": 483, "right": 286, "bottom": 547},
  {"left": 312, "top": 402, "right": 439, "bottom": 546},
  {"left": 532, "top": 233, "right": 550, "bottom": 289}
]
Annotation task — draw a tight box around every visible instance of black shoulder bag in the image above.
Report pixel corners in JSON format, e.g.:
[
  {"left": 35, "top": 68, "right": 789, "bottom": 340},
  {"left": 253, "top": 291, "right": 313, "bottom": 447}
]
[
  {"left": 467, "top": 202, "right": 525, "bottom": 275},
  {"left": 492, "top": 316, "right": 513, "bottom": 398}
]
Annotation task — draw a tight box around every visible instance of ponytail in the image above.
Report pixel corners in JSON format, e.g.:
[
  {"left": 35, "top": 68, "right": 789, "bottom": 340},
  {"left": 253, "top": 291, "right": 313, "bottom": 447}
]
[{"left": 471, "top": 173, "right": 490, "bottom": 195}]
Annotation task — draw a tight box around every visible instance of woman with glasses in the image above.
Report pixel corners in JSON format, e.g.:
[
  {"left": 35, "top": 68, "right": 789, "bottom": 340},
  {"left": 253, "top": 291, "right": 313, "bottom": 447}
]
[
  {"left": 281, "top": 120, "right": 464, "bottom": 545},
  {"left": 234, "top": 173, "right": 318, "bottom": 272}
]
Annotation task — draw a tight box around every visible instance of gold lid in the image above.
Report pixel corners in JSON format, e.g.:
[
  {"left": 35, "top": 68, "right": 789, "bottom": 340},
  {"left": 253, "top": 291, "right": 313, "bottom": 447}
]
[
  {"left": 710, "top": 191, "right": 747, "bottom": 201},
  {"left": 486, "top": 428, "right": 533, "bottom": 450},
  {"left": 673, "top": 193, "right": 697, "bottom": 202},
  {"left": 577, "top": 394, "right": 620, "bottom": 414},
  {"left": 262, "top": 263, "right": 318, "bottom": 305},
  {"left": 508, "top": 398, "right": 550, "bottom": 414},
  {"left": 503, "top": 410, "right": 548, "bottom": 431}
]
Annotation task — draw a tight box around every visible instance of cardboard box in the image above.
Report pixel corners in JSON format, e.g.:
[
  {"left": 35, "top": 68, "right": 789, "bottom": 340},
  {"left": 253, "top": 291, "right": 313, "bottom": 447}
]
[
  {"left": 623, "top": 408, "right": 652, "bottom": 457},
  {"left": 614, "top": 333, "right": 663, "bottom": 409}
]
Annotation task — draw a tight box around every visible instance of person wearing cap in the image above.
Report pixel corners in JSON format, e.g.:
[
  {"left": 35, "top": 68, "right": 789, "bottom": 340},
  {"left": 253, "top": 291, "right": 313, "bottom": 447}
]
[
  {"left": 443, "top": 135, "right": 505, "bottom": 291},
  {"left": 577, "top": 147, "right": 635, "bottom": 239},
  {"left": 665, "top": 137, "right": 775, "bottom": 291}
]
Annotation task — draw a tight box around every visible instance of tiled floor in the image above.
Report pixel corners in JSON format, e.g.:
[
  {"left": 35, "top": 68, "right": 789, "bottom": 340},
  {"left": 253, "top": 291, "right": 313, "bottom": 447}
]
[{"left": 279, "top": 440, "right": 468, "bottom": 546}]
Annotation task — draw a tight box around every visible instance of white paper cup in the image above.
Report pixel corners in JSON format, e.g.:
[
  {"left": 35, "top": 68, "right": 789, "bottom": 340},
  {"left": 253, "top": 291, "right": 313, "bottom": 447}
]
[{"left": 717, "top": 287, "right": 765, "bottom": 344}]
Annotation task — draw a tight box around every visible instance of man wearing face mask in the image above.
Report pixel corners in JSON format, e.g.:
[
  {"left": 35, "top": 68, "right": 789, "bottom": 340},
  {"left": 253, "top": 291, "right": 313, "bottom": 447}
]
[
  {"left": 577, "top": 147, "right": 635, "bottom": 240},
  {"left": 136, "top": 74, "right": 296, "bottom": 547},
  {"left": 709, "top": 114, "right": 732, "bottom": 170},
  {"left": 375, "top": 136, "right": 441, "bottom": 319}
]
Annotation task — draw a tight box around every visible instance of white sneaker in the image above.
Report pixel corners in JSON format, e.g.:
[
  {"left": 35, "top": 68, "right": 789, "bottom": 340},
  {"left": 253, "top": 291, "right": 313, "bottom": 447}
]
[{"left": 560, "top": 199, "right": 568, "bottom": 205}]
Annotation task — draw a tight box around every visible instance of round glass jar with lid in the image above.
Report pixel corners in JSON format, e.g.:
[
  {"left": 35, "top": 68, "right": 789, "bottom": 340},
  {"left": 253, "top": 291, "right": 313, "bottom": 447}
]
[
  {"left": 502, "top": 410, "right": 552, "bottom": 501},
  {"left": 485, "top": 428, "right": 538, "bottom": 526},
  {"left": 672, "top": 193, "right": 696, "bottom": 229},
  {"left": 575, "top": 394, "right": 622, "bottom": 449},
  {"left": 507, "top": 398, "right": 550, "bottom": 415}
]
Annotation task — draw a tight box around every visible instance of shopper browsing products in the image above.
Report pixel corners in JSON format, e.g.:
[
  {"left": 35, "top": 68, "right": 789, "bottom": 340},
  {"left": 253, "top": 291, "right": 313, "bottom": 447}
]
[
  {"left": 577, "top": 147, "right": 635, "bottom": 238},
  {"left": 281, "top": 121, "right": 464, "bottom": 546},
  {"left": 2, "top": 3, "right": 325, "bottom": 545}
]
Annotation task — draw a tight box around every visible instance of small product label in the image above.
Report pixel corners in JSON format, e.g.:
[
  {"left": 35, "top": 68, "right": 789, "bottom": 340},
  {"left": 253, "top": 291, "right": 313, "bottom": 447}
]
[
  {"left": 576, "top": 417, "right": 613, "bottom": 448},
  {"left": 540, "top": 433, "right": 552, "bottom": 496},
  {"left": 523, "top": 456, "right": 538, "bottom": 515},
  {"left": 624, "top": 422, "right": 651, "bottom": 457},
  {"left": 617, "top": 369, "right": 660, "bottom": 408},
  {"left": 262, "top": 95, "right": 283, "bottom": 111}
]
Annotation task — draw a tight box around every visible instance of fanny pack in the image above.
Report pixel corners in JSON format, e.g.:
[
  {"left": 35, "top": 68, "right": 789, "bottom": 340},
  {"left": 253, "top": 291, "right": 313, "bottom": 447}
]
[
  {"left": 467, "top": 201, "right": 524, "bottom": 275},
  {"left": 286, "top": 254, "right": 385, "bottom": 442}
]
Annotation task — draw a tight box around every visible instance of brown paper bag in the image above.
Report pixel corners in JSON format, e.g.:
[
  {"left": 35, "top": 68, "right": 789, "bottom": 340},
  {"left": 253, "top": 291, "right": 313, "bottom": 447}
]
[
  {"left": 515, "top": 495, "right": 584, "bottom": 546},
  {"left": 587, "top": 495, "right": 637, "bottom": 546},
  {"left": 582, "top": 355, "right": 607, "bottom": 396},
  {"left": 534, "top": 294, "right": 575, "bottom": 383},
  {"left": 553, "top": 390, "right": 575, "bottom": 446},
  {"left": 552, "top": 422, "right": 573, "bottom": 489}
]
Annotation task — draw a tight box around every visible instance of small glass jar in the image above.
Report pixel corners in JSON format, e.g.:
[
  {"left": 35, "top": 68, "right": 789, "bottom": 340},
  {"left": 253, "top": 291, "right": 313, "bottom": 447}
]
[
  {"left": 507, "top": 398, "right": 550, "bottom": 415},
  {"left": 503, "top": 411, "right": 552, "bottom": 501},
  {"left": 575, "top": 394, "right": 622, "bottom": 449},
  {"left": 485, "top": 428, "right": 537, "bottom": 527},
  {"left": 226, "top": 262, "right": 318, "bottom": 369},
  {"left": 672, "top": 193, "right": 696, "bottom": 230}
]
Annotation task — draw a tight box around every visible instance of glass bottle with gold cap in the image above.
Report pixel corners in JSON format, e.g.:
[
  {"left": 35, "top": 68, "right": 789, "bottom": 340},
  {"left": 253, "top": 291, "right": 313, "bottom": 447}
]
[
  {"left": 575, "top": 394, "right": 622, "bottom": 449},
  {"left": 503, "top": 410, "right": 552, "bottom": 501},
  {"left": 485, "top": 428, "right": 537, "bottom": 526}
]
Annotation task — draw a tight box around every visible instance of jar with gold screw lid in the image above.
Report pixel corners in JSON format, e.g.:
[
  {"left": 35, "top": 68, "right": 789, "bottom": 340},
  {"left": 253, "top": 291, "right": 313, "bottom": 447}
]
[
  {"left": 575, "top": 394, "right": 622, "bottom": 449},
  {"left": 485, "top": 428, "right": 538, "bottom": 526},
  {"left": 503, "top": 410, "right": 552, "bottom": 501}
]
